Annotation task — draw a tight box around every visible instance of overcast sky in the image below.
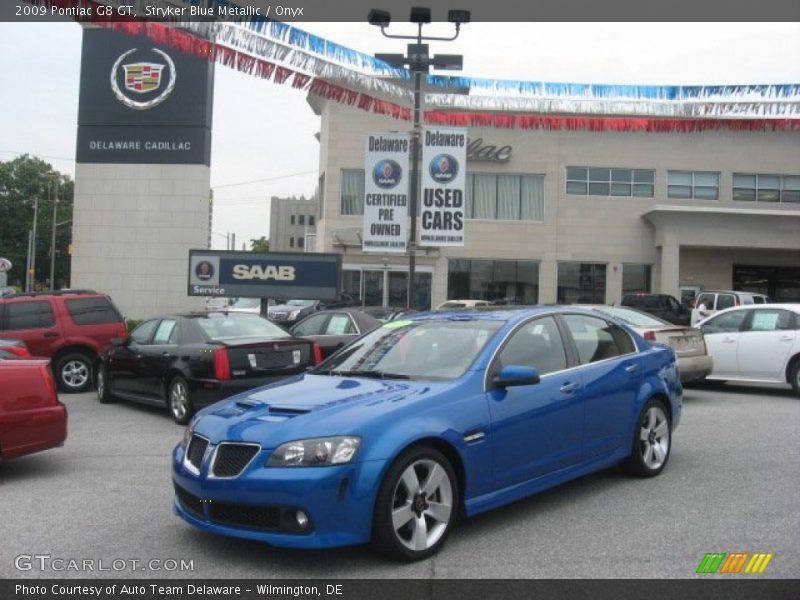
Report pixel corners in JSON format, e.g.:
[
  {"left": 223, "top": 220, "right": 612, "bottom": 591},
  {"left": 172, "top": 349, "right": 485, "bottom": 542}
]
[{"left": 0, "top": 22, "right": 798, "bottom": 249}]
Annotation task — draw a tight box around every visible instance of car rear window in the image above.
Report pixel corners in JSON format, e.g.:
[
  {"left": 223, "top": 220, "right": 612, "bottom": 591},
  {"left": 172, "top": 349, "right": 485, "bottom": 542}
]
[
  {"left": 196, "top": 313, "right": 289, "bottom": 340},
  {"left": 622, "top": 295, "right": 660, "bottom": 308},
  {"left": 66, "top": 297, "right": 123, "bottom": 325},
  {"left": 4, "top": 301, "right": 55, "bottom": 330}
]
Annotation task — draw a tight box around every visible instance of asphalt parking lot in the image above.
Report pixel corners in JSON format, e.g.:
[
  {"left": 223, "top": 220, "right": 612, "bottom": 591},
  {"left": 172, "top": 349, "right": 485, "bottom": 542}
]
[{"left": 1, "top": 383, "right": 798, "bottom": 579}]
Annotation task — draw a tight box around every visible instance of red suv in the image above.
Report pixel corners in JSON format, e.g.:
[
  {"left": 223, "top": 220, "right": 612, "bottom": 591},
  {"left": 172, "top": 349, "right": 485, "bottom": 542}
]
[{"left": 0, "top": 290, "right": 127, "bottom": 393}]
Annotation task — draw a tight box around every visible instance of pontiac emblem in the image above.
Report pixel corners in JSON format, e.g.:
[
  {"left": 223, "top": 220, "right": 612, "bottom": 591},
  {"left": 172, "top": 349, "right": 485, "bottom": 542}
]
[{"left": 111, "top": 48, "right": 176, "bottom": 110}]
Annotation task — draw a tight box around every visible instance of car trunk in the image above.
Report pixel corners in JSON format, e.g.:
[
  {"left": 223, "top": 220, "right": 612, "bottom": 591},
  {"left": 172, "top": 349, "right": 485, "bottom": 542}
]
[
  {"left": 214, "top": 337, "right": 315, "bottom": 380},
  {"left": 652, "top": 327, "right": 706, "bottom": 357}
]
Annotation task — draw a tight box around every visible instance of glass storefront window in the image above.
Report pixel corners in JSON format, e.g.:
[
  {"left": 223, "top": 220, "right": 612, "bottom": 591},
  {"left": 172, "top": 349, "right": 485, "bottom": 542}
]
[
  {"left": 557, "top": 262, "right": 607, "bottom": 304},
  {"left": 447, "top": 259, "right": 539, "bottom": 304},
  {"left": 622, "top": 264, "right": 652, "bottom": 294},
  {"left": 341, "top": 268, "right": 432, "bottom": 310}
]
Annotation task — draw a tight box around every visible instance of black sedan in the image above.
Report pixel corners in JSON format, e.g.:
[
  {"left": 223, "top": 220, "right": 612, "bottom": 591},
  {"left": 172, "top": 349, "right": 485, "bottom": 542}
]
[
  {"left": 289, "top": 308, "right": 382, "bottom": 359},
  {"left": 96, "top": 312, "right": 322, "bottom": 424}
]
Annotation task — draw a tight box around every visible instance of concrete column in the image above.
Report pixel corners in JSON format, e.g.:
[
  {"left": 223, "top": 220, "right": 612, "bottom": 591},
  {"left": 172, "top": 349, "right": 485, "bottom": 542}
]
[{"left": 659, "top": 234, "right": 681, "bottom": 298}]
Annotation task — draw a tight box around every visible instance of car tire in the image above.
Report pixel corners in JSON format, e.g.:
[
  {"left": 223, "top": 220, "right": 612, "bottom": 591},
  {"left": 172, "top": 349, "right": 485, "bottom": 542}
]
[
  {"left": 168, "top": 375, "right": 194, "bottom": 426},
  {"left": 622, "top": 398, "right": 672, "bottom": 478},
  {"left": 96, "top": 363, "right": 114, "bottom": 404},
  {"left": 789, "top": 360, "right": 800, "bottom": 397},
  {"left": 54, "top": 352, "right": 93, "bottom": 393},
  {"left": 372, "top": 446, "right": 459, "bottom": 561}
]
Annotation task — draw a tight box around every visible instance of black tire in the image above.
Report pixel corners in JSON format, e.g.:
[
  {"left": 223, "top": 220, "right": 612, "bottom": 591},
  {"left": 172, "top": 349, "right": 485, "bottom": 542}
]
[
  {"left": 54, "top": 352, "right": 93, "bottom": 393},
  {"left": 372, "top": 446, "right": 459, "bottom": 561},
  {"left": 96, "top": 362, "right": 114, "bottom": 404},
  {"left": 622, "top": 398, "right": 672, "bottom": 478},
  {"left": 168, "top": 375, "right": 194, "bottom": 425},
  {"left": 789, "top": 360, "right": 800, "bottom": 397}
]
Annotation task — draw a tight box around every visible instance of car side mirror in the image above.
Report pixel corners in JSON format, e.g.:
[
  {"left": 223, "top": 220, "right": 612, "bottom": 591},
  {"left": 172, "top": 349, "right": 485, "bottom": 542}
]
[{"left": 493, "top": 365, "right": 541, "bottom": 388}]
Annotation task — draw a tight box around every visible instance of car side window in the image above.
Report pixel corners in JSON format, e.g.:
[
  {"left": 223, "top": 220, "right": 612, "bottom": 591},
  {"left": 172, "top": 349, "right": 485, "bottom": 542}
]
[
  {"left": 496, "top": 316, "right": 567, "bottom": 376},
  {"left": 5, "top": 301, "right": 55, "bottom": 330},
  {"left": 326, "top": 314, "right": 355, "bottom": 335},
  {"left": 130, "top": 319, "right": 159, "bottom": 344},
  {"left": 562, "top": 314, "right": 634, "bottom": 364},
  {"left": 716, "top": 294, "right": 736, "bottom": 310},
  {"left": 292, "top": 314, "right": 329, "bottom": 336},
  {"left": 747, "top": 309, "right": 794, "bottom": 332},
  {"left": 702, "top": 310, "right": 748, "bottom": 334},
  {"left": 152, "top": 319, "right": 178, "bottom": 344},
  {"left": 696, "top": 293, "right": 714, "bottom": 309}
]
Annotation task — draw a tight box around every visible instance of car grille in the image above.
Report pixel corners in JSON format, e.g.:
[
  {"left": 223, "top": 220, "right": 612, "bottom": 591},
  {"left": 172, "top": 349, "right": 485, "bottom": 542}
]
[
  {"left": 209, "top": 501, "right": 281, "bottom": 531},
  {"left": 211, "top": 443, "right": 260, "bottom": 478},
  {"left": 186, "top": 435, "right": 209, "bottom": 471},
  {"left": 174, "top": 484, "right": 204, "bottom": 517},
  {"left": 271, "top": 311, "right": 288, "bottom": 320}
]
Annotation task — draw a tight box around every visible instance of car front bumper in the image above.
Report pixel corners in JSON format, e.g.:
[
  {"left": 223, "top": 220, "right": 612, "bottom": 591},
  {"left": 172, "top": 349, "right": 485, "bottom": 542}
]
[{"left": 171, "top": 443, "right": 385, "bottom": 549}]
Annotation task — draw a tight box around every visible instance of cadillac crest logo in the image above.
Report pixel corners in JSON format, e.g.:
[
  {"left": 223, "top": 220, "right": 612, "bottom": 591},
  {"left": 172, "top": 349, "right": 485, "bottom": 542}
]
[{"left": 111, "top": 48, "right": 176, "bottom": 110}]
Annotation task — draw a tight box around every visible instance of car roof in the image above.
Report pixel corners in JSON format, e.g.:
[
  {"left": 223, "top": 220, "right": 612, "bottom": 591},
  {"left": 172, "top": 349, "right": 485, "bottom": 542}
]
[{"left": 408, "top": 305, "right": 598, "bottom": 324}]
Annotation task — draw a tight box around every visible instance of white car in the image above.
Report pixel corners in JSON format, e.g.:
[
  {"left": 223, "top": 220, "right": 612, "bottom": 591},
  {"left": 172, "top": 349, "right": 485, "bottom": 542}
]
[
  {"left": 435, "top": 299, "right": 491, "bottom": 310},
  {"left": 696, "top": 303, "right": 800, "bottom": 395},
  {"left": 690, "top": 290, "right": 770, "bottom": 325}
]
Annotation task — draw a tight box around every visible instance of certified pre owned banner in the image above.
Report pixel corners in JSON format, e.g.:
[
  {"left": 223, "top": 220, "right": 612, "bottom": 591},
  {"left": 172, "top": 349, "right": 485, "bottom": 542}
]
[
  {"left": 420, "top": 128, "right": 467, "bottom": 247},
  {"left": 362, "top": 133, "right": 410, "bottom": 253}
]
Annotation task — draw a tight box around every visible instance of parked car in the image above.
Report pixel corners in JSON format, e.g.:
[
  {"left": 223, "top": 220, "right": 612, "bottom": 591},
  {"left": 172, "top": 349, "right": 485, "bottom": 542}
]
[
  {"left": 360, "top": 306, "right": 417, "bottom": 323},
  {"left": 696, "top": 304, "right": 800, "bottom": 395},
  {"left": 0, "top": 357, "right": 67, "bottom": 459},
  {"left": 580, "top": 305, "right": 712, "bottom": 383},
  {"left": 96, "top": 312, "right": 323, "bottom": 425},
  {"left": 173, "top": 307, "right": 681, "bottom": 560},
  {"left": 289, "top": 308, "right": 382, "bottom": 359},
  {"left": 620, "top": 293, "right": 691, "bottom": 326},
  {"left": 435, "top": 299, "right": 492, "bottom": 310},
  {"left": 0, "top": 338, "right": 31, "bottom": 359},
  {"left": 691, "top": 290, "right": 770, "bottom": 325},
  {"left": 269, "top": 294, "right": 359, "bottom": 327},
  {"left": 0, "top": 290, "right": 127, "bottom": 392},
  {"left": 226, "top": 297, "right": 263, "bottom": 315}
]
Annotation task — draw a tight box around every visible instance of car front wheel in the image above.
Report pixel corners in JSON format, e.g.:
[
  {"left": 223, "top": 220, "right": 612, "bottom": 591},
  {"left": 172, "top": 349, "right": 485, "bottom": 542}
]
[
  {"left": 623, "top": 398, "right": 671, "bottom": 477},
  {"left": 55, "top": 352, "right": 93, "bottom": 393},
  {"left": 372, "top": 446, "right": 459, "bottom": 561},
  {"left": 168, "top": 375, "right": 194, "bottom": 425},
  {"left": 96, "top": 363, "right": 114, "bottom": 404}
]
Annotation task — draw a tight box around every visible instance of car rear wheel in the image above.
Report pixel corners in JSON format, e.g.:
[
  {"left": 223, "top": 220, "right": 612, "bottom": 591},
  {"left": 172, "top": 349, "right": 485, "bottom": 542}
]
[
  {"left": 55, "top": 352, "right": 93, "bottom": 393},
  {"left": 372, "top": 446, "right": 459, "bottom": 561},
  {"left": 623, "top": 398, "right": 671, "bottom": 478},
  {"left": 168, "top": 375, "right": 194, "bottom": 425},
  {"left": 96, "top": 363, "right": 114, "bottom": 404},
  {"left": 789, "top": 360, "right": 800, "bottom": 397}
]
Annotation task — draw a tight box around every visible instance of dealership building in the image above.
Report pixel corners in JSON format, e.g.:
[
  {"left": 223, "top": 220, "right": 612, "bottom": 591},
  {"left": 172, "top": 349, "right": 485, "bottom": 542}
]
[{"left": 308, "top": 90, "right": 800, "bottom": 310}]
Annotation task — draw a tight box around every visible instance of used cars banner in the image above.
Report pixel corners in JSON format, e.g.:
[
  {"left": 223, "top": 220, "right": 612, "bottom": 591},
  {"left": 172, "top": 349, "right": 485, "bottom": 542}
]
[
  {"left": 362, "top": 133, "right": 410, "bottom": 253},
  {"left": 420, "top": 127, "right": 467, "bottom": 247}
]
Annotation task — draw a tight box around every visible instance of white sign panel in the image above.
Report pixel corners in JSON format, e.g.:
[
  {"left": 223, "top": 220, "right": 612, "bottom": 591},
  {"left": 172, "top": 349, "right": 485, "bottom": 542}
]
[
  {"left": 362, "top": 133, "right": 410, "bottom": 253},
  {"left": 420, "top": 127, "right": 467, "bottom": 247}
]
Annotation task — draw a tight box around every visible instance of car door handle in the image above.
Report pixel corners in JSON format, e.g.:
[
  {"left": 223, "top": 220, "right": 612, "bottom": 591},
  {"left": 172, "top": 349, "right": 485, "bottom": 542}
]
[
  {"left": 43, "top": 332, "right": 59, "bottom": 338},
  {"left": 625, "top": 364, "right": 638, "bottom": 373},
  {"left": 560, "top": 382, "right": 580, "bottom": 394},
  {"left": 778, "top": 336, "right": 793, "bottom": 342},
  {"left": 722, "top": 338, "right": 736, "bottom": 343}
]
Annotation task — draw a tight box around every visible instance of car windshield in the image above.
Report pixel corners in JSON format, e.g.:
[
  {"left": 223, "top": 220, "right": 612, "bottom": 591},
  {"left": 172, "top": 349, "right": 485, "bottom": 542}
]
[
  {"left": 314, "top": 318, "right": 503, "bottom": 380},
  {"left": 596, "top": 306, "right": 669, "bottom": 327},
  {"left": 195, "top": 313, "right": 289, "bottom": 340},
  {"left": 229, "top": 298, "right": 261, "bottom": 309},
  {"left": 286, "top": 299, "right": 315, "bottom": 307}
]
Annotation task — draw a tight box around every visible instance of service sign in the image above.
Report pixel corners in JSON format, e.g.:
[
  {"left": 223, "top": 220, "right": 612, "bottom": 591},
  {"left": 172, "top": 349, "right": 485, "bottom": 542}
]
[
  {"left": 420, "top": 127, "right": 467, "bottom": 247},
  {"left": 362, "top": 133, "right": 410, "bottom": 253},
  {"left": 188, "top": 250, "right": 341, "bottom": 300}
]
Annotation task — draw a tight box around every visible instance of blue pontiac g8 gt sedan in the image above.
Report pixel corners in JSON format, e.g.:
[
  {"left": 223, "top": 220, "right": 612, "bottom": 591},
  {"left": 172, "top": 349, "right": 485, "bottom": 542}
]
[{"left": 172, "top": 307, "right": 682, "bottom": 560}]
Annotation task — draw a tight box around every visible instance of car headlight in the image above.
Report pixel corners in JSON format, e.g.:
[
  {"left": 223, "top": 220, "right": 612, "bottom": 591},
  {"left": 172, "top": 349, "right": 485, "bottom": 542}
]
[
  {"left": 289, "top": 309, "right": 302, "bottom": 320},
  {"left": 266, "top": 436, "right": 361, "bottom": 467},
  {"left": 181, "top": 421, "right": 196, "bottom": 448}
]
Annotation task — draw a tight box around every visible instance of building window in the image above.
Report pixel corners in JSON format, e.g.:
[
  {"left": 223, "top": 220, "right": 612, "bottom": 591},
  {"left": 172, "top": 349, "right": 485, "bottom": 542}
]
[
  {"left": 622, "top": 264, "right": 652, "bottom": 294},
  {"left": 667, "top": 171, "right": 719, "bottom": 200},
  {"left": 297, "top": 237, "right": 304, "bottom": 248},
  {"left": 464, "top": 174, "right": 544, "bottom": 221},
  {"left": 298, "top": 215, "right": 305, "bottom": 225},
  {"left": 309, "top": 215, "right": 315, "bottom": 226},
  {"left": 341, "top": 169, "right": 365, "bottom": 215},
  {"left": 290, "top": 215, "right": 295, "bottom": 225},
  {"left": 447, "top": 259, "right": 539, "bottom": 304},
  {"left": 289, "top": 237, "right": 294, "bottom": 248},
  {"left": 557, "top": 262, "right": 607, "bottom": 304},
  {"left": 566, "top": 167, "right": 655, "bottom": 198},
  {"left": 733, "top": 173, "right": 800, "bottom": 203}
]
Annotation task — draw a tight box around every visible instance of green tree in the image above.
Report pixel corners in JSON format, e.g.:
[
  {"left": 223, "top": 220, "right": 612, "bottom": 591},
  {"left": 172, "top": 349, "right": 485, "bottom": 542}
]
[
  {"left": 250, "top": 236, "right": 270, "bottom": 253},
  {"left": 0, "top": 155, "right": 74, "bottom": 289}
]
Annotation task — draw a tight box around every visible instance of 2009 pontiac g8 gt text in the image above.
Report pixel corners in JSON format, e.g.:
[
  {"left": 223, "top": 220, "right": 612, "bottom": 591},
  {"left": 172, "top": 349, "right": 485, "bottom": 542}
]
[{"left": 173, "top": 307, "right": 681, "bottom": 560}]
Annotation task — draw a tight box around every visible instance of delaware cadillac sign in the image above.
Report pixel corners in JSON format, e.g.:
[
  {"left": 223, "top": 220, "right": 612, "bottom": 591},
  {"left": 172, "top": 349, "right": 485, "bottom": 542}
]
[{"left": 188, "top": 250, "right": 341, "bottom": 301}]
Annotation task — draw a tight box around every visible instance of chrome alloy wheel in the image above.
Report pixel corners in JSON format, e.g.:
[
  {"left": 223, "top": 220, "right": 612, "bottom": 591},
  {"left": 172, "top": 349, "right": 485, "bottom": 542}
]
[
  {"left": 639, "top": 405, "right": 670, "bottom": 470},
  {"left": 170, "top": 380, "right": 189, "bottom": 421},
  {"left": 62, "top": 360, "right": 89, "bottom": 390},
  {"left": 391, "top": 459, "right": 453, "bottom": 552}
]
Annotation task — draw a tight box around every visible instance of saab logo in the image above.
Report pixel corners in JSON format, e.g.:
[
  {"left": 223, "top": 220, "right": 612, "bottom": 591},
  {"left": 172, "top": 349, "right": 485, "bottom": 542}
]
[
  {"left": 195, "top": 260, "right": 214, "bottom": 281},
  {"left": 696, "top": 552, "right": 773, "bottom": 574},
  {"left": 232, "top": 265, "right": 296, "bottom": 281},
  {"left": 429, "top": 154, "right": 458, "bottom": 184},
  {"left": 111, "top": 48, "right": 176, "bottom": 111},
  {"left": 372, "top": 159, "right": 402, "bottom": 189}
]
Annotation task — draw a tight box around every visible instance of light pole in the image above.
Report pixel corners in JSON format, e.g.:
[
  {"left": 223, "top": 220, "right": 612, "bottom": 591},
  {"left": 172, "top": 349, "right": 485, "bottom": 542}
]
[
  {"left": 367, "top": 7, "right": 469, "bottom": 309},
  {"left": 49, "top": 176, "right": 70, "bottom": 291}
]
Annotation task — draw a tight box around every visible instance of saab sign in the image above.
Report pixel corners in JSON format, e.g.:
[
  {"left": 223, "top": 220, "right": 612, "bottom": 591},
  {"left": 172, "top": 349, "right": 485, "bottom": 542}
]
[{"left": 188, "top": 250, "right": 341, "bottom": 300}]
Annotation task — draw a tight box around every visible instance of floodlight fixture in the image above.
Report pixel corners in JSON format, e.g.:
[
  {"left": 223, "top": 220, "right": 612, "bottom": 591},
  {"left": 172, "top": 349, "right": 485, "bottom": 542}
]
[
  {"left": 409, "top": 6, "right": 431, "bottom": 24},
  {"left": 368, "top": 9, "right": 391, "bottom": 27}
]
